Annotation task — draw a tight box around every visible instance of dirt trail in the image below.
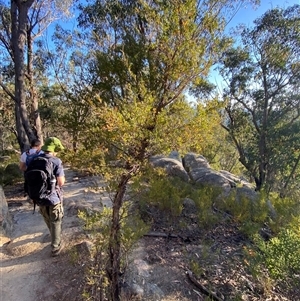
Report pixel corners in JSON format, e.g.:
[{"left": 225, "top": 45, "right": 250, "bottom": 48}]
[
  {"left": 2, "top": 168, "right": 296, "bottom": 301},
  {"left": 0, "top": 168, "right": 108, "bottom": 301}
]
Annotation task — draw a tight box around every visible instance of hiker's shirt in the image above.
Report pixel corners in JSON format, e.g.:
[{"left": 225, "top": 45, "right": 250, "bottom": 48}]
[
  {"left": 20, "top": 148, "right": 43, "bottom": 164},
  {"left": 43, "top": 154, "right": 65, "bottom": 206}
]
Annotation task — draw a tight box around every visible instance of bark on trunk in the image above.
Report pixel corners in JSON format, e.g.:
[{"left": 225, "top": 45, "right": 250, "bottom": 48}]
[
  {"left": 27, "top": 27, "right": 43, "bottom": 142},
  {"left": 108, "top": 165, "right": 139, "bottom": 301},
  {"left": 11, "top": 0, "right": 36, "bottom": 152}
]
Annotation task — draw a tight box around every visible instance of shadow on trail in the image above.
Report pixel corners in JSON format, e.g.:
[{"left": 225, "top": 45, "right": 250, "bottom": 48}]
[{"left": 0, "top": 243, "right": 50, "bottom": 268}]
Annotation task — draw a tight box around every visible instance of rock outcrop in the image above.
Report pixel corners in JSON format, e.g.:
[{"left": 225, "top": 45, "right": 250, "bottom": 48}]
[
  {"left": 150, "top": 152, "right": 258, "bottom": 203},
  {"left": 0, "top": 185, "right": 13, "bottom": 245}
]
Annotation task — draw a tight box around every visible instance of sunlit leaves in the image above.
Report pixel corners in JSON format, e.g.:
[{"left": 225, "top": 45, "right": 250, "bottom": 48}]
[{"left": 219, "top": 5, "right": 300, "bottom": 193}]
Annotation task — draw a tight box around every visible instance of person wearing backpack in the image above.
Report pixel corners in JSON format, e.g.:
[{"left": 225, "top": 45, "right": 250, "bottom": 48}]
[
  {"left": 25, "top": 137, "right": 65, "bottom": 257},
  {"left": 20, "top": 139, "right": 43, "bottom": 197},
  {"left": 19, "top": 138, "right": 43, "bottom": 171}
]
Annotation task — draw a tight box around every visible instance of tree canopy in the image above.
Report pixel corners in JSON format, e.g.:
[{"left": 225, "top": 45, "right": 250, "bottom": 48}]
[{"left": 219, "top": 4, "right": 300, "bottom": 194}]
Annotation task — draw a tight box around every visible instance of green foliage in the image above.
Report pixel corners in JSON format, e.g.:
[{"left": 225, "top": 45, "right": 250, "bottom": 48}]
[
  {"left": 132, "top": 167, "right": 224, "bottom": 229},
  {"left": 267, "top": 193, "right": 300, "bottom": 235},
  {"left": 253, "top": 229, "right": 300, "bottom": 284},
  {"left": 121, "top": 203, "right": 150, "bottom": 253},
  {"left": 75, "top": 0, "right": 243, "bottom": 168},
  {"left": 189, "top": 186, "right": 221, "bottom": 229},
  {"left": 78, "top": 204, "right": 149, "bottom": 300},
  {"left": 242, "top": 193, "right": 300, "bottom": 289},
  {"left": 0, "top": 154, "right": 23, "bottom": 186},
  {"left": 219, "top": 5, "right": 300, "bottom": 193},
  {"left": 217, "top": 191, "right": 269, "bottom": 237},
  {"left": 134, "top": 168, "right": 186, "bottom": 220},
  {"left": 220, "top": 192, "right": 252, "bottom": 222},
  {"left": 62, "top": 148, "right": 107, "bottom": 176},
  {"left": 147, "top": 176, "right": 183, "bottom": 217}
]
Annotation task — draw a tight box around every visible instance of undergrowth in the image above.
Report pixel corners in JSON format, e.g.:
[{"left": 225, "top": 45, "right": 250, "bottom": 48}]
[{"left": 76, "top": 165, "right": 300, "bottom": 300}]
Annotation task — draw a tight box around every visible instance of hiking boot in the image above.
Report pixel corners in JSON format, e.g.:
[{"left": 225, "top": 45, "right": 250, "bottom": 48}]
[{"left": 51, "top": 243, "right": 63, "bottom": 257}]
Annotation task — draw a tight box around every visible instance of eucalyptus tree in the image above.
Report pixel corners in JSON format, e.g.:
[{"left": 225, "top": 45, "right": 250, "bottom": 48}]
[
  {"left": 219, "top": 5, "right": 300, "bottom": 194},
  {"left": 77, "top": 0, "right": 258, "bottom": 300},
  {"left": 41, "top": 25, "right": 97, "bottom": 152},
  {"left": 0, "top": 0, "right": 72, "bottom": 151}
]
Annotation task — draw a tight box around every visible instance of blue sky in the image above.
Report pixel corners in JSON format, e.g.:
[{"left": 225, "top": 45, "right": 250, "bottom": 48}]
[
  {"left": 48, "top": 0, "right": 300, "bottom": 42},
  {"left": 209, "top": 0, "right": 300, "bottom": 89},
  {"left": 45, "top": 0, "right": 300, "bottom": 92},
  {"left": 229, "top": 0, "right": 299, "bottom": 28},
  {"left": 50, "top": 0, "right": 300, "bottom": 35}
]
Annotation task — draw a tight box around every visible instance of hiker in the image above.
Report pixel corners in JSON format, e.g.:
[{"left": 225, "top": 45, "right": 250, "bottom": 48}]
[
  {"left": 26, "top": 137, "right": 65, "bottom": 257},
  {"left": 19, "top": 138, "right": 43, "bottom": 171}
]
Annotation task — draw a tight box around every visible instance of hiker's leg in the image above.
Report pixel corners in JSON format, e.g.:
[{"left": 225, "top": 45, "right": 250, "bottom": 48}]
[
  {"left": 39, "top": 206, "right": 51, "bottom": 231},
  {"left": 23, "top": 173, "right": 27, "bottom": 197},
  {"left": 49, "top": 203, "right": 64, "bottom": 250}
]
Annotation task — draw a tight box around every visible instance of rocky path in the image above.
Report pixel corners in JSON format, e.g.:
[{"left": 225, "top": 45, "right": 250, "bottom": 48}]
[
  {"left": 2, "top": 166, "right": 296, "bottom": 301},
  {"left": 0, "top": 168, "right": 109, "bottom": 301}
]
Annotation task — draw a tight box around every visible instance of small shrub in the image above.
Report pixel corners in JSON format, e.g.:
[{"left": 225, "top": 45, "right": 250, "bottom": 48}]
[
  {"left": 252, "top": 229, "right": 300, "bottom": 284},
  {"left": 78, "top": 203, "right": 149, "bottom": 300},
  {"left": 189, "top": 186, "right": 221, "bottom": 229},
  {"left": 218, "top": 191, "right": 269, "bottom": 237},
  {"left": 133, "top": 168, "right": 188, "bottom": 220},
  {"left": 0, "top": 151, "right": 22, "bottom": 185},
  {"left": 267, "top": 193, "right": 300, "bottom": 235},
  {"left": 0, "top": 162, "right": 23, "bottom": 186},
  {"left": 147, "top": 176, "right": 184, "bottom": 217}
]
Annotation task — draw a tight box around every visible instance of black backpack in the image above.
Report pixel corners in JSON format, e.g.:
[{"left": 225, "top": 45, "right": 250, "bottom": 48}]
[
  {"left": 25, "top": 149, "right": 43, "bottom": 167},
  {"left": 25, "top": 155, "right": 56, "bottom": 211}
]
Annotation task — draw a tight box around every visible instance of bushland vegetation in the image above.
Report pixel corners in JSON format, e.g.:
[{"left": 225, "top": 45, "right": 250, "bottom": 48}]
[{"left": 1, "top": 1, "right": 299, "bottom": 300}]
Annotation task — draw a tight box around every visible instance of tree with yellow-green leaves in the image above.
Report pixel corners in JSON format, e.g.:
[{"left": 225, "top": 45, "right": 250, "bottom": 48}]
[{"left": 76, "top": 0, "right": 258, "bottom": 299}]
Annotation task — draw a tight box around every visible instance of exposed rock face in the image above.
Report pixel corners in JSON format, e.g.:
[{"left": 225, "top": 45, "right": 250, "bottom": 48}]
[
  {"left": 0, "top": 185, "right": 13, "bottom": 244},
  {"left": 150, "top": 152, "right": 257, "bottom": 202},
  {"left": 182, "top": 153, "right": 210, "bottom": 170},
  {"left": 150, "top": 155, "right": 190, "bottom": 183}
]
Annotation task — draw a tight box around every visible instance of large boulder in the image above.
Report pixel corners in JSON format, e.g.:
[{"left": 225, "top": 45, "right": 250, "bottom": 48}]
[
  {"left": 151, "top": 152, "right": 258, "bottom": 203},
  {"left": 0, "top": 186, "right": 13, "bottom": 245},
  {"left": 182, "top": 153, "right": 258, "bottom": 200},
  {"left": 219, "top": 170, "right": 255, "bottom": 190},
  {"left": 182, "top": 153, "right": 210, "bottom": 171},
  {"left": 149, "top": 154, "right": 189, "bottom": 182},
  {"left": 183, "top": 153, "right": 235, "bottom": 194},
  {"left": 189, "top": 168, "right": 234, "bottom": 189}
]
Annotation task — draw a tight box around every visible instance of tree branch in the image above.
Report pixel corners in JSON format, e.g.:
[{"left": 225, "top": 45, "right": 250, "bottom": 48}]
[
  {"left": 186, "top": 270, "right": 224, "bottom": 301},
  {"left": 0, "top": 79, "right": 16, "bottom": 102}
]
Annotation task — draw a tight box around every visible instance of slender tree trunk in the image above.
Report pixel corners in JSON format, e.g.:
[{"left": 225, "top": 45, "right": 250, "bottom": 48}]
[
  {"left": 108, "top": 165, "right": 139, "bottom": 301},
  {"left": 257, "top": 65, "right": 269, "bottom": 191},
  {"left": 281, "top": 153, "right": 300, "bottom": 197},
  {"left": 72, "top": 130, "right": 78, "bottom": 152},
  {"left": 11, "top": 0, "right": 36, "bottom": 152},
  {"left": 11, "top": 0, "right": 28, "bottom": 151},
  {"left": 27, "top": 27, "right": 43, "bottom": 142}
]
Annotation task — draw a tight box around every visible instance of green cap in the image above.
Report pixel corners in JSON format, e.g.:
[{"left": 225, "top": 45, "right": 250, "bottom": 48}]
[{"left": 41, "top": 137, "right": 64, "bottom": 152}]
